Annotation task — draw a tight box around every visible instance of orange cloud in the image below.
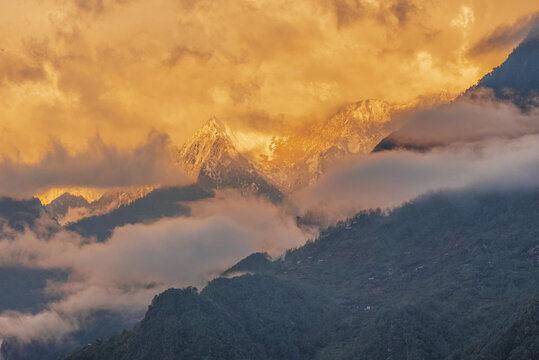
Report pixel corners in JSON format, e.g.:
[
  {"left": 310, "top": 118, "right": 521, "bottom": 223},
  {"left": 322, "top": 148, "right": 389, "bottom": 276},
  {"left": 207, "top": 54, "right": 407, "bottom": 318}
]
[
  {"left": 0, "top": 131, "right": 188, "bottom": 198},
  {"left": 0, "top": 0, "right": 537, "bottom": 177}
]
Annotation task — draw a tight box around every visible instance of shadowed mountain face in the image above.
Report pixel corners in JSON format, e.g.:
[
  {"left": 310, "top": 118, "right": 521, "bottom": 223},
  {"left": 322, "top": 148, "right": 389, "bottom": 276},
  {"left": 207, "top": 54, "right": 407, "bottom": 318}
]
[
  {"left": 0, "top": 197, "right": 45, "bottom": 233},
  {"left": 467, "top": 294, "right": 539, "bottom": 360},
  {"left": 0, "top": 267, "right": 67, "bottom": 313},
  {"left": 66, "top": 275, "right": 332, "bottom": 360},
  {"left": 372, "top": 134, "right": 432, "bottom": 153},
  {"left": 1, "top": 311, "right": 135, "bottom": 360},
  {"left": 45, "top": 193, "right": 89, "bottom": 220},
  {"left": 67, "top": 185, "right": 214, "bottom": 241},
  {"left": 65, "top": 189, "right": 539, "bottom": 360},
  {"left": 475, "top": 27, "right": 539, "bottom": 109},
  {"left": 222, "top": 252, "right": 273, "bottom": 276},
  {"left": 45, "top": 188, "right": 154, "bottom": 225}
]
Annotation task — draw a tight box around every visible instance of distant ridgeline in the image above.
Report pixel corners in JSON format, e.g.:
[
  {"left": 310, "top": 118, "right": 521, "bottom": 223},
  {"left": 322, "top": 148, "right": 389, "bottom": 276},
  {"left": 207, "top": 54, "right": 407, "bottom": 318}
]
[
  {"left": 64, "top": 188, "right": 539, "bottom": 360},
  {"left": 67, "top": 185, "right": 214, "bottom": 241}
]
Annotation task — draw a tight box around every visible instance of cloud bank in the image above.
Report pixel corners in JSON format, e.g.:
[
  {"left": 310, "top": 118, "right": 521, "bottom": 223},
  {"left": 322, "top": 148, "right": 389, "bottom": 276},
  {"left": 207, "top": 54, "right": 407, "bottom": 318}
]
[
  {"left": 385, "top": 91, "right": 539, "bottom": 147},
  {"left": 0, "top": 131, "right": 188, "bottom": 198},
  {"left": 295, "top": 97, "right": 539, "bottom": 222},
  {"left": 0, "top": 192, "right": 307, "bottom": 343}
]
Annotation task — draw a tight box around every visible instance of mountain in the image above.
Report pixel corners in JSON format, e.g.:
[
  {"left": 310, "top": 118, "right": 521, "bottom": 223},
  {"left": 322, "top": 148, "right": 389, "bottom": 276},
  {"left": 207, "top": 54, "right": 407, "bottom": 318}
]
[
  {"left": 45, "top": 193, "right": 89, "bottom": 220},
  {"left": 65, "top": 188, "right": 539, "bottom": 360},
  {"left": 0, "top": 197, "right": 45, "bottom": 233},
  {"left": 371, "top": 132, "right": 431, "bottom": 153},
  {"left": 475, "top": 26, "right": 539, "bottom": 109},
  {"left": 45, "top": 188, "right": 153, "bottom": 225},
  {"left": 177, "top": 101, "right": 393, "bottom": 195},
  {"left": 177, "top": 117, "right": 283, "bottom": 202},
  {"left": 260, "top": 99, "right": 395, "bottom": 190},
  {"left": 222, "top": 252, "right": 273, "bottom": 276},
  {"left": 89, "top": 188, "right": 153, "bottom": 215},
  {"left": 67, "top": 185, "right": 214, "bottom": 241},
  {"left": 66, "top": 275, "right": 332, "bottom": 360},
  {"left": 467, "top": 294, "right": 539, "bottom": 360}
]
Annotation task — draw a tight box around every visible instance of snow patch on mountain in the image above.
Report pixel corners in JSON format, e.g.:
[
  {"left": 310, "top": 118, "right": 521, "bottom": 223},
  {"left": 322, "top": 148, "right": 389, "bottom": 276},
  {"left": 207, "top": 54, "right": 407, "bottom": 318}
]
[
  {"left": 257, "top": 99, "right": 396, "bottom": 190},
  {"left": 176, "top": 117, "right": 283, "bottom": 202}
]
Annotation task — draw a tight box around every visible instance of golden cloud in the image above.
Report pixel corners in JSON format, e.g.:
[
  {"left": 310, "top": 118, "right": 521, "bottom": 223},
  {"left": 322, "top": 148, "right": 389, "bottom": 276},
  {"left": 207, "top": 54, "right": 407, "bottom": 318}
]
[{"left": 0, "top": 0, "right": 537, "bottom": 164}]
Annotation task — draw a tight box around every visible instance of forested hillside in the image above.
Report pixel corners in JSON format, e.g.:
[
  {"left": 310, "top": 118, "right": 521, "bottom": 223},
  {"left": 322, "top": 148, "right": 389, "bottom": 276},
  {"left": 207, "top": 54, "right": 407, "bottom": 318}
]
[{"left": 66, "top": 188, "right": 539, "bottom": 360}]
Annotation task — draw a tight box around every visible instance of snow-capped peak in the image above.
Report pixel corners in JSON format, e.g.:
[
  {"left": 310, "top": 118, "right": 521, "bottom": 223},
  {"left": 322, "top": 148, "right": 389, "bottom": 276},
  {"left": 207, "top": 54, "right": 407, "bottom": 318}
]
[
  {"left": 177, "top": 116, "right": 240, "bottom": 177},
  {"left": 201, "top": 116, "right": 227, "bottom": 137}
]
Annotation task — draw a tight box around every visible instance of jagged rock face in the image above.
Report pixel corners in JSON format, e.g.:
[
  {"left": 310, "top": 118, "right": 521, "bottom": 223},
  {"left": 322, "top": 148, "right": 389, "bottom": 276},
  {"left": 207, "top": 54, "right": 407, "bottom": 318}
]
[
  {"left": 178, "top": 101, "right": 394, "bottom": 194},
  {"left": 259, "top": 99, "right": 394, "bottom": 190},
  {"left": 177, "top": 118, "right": 283, "bottom": 202},
  {"left": 306, "top": 99, "right": 394, "bottom": 155},
  {"left": 177, "top": 117, "right": 241, "bottom": 178}
]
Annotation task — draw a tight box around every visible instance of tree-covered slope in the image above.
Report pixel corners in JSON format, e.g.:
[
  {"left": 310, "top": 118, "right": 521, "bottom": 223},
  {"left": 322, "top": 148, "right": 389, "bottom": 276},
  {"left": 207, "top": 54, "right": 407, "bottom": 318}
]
[
  {"left": 466, "top": 295, "right": 539, "bottom": 360},
  {"left": 66, "top": 189, "right": 539, "bottom": 360},
  {"left": 67, "top": 275, "right": 333, "bottom": 360},
  {"left": 476, "top": 27, "right": 539, "bottom": 108}
]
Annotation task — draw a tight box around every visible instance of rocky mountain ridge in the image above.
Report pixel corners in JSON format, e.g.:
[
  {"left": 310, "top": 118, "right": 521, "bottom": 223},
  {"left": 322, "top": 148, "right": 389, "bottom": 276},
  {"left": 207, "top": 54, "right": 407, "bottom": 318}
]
[
  {"left": 177, "top": 117, "right": 283, "bottom": 202},
  {"left": 176, "top": 100, "right": 395, "bottom": 194}
]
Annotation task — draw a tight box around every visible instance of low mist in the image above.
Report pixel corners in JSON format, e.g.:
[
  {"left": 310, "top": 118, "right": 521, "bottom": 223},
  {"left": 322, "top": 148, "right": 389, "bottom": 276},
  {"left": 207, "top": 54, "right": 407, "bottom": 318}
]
[
  {"left": 294, "top": 96, "right": 539, "bottom": 223},
  {"left": 0, "top": 193, "right": 307, "bottom": 343}
]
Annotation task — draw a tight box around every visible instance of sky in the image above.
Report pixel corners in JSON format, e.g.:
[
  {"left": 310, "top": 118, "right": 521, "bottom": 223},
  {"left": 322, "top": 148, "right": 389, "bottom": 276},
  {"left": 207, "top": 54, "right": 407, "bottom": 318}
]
[{"left": 1, "top": 0, "right": 538, "bottom": 169}]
